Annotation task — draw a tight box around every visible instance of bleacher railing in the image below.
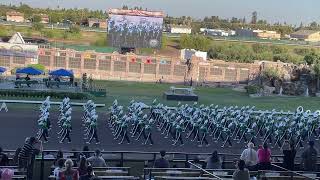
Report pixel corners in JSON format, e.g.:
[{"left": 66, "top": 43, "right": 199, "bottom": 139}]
[
  {"left": 271, "top": 163, "right": 317, "bottom": 180},
  {"left": 187, "top": 161, "right": 223, "bottom": 180},
  {"left": 3, "top": 150, "right": 320, "bottom": 180}
]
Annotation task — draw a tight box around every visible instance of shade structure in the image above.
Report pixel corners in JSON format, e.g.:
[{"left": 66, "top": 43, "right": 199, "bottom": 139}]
[
  {"left": 0, "top": 67, "right": 6, "bottom": 73},
  {"left": 16, "top": 67, "right": 43, "bottom": 75},
  {"left": 49, "top": 69, "right": 74, "bottom": 77}
]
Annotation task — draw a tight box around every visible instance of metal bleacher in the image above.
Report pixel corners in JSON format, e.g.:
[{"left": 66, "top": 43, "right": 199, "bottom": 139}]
[{"left": 2, "top": 150, "right": 320, "bottom": 180}]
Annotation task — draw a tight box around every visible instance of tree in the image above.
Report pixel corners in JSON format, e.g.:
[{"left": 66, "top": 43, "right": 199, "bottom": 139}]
[
  {"left": 251, "top": 11, "right": 257, "bottom": 24},
  {"left": 304, "top": 53, "right": 319, "bottom": 65},
  {"left": 32, "top": 15, "right": 42, "bottom": 23},
  {"left": 32, "top": 22, "right": 44, "bottom": 31}
]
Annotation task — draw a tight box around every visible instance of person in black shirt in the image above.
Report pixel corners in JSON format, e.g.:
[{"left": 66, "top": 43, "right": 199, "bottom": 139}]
[
  {"left": 80, "top": 166, "right": 94, "bottom": 180},
  {"left": 154, "top": 150, "right": 170, "bottom": 168},
  {"left": 0, "top": 147, "right": 9, "bottom": 166},
  {"left": 282, "top": 141, "right": 296, "bottom": 171}
]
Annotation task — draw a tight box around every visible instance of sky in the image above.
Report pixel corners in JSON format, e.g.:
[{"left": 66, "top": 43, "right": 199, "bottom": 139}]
[{"left": 2, "top": 0, "right": 320, "bottom": 25}]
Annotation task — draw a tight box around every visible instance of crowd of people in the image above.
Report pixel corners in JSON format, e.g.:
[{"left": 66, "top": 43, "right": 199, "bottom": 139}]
[{"left": 0, "top": 137, "right": 319, "bottom": 180}]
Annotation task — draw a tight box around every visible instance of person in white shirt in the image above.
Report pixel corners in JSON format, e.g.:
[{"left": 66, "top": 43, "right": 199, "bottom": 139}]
[{"left": 240, "top": 142, "right": 258, "bottom": 171}]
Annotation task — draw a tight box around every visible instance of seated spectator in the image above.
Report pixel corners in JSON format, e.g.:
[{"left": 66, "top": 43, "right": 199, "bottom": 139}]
[
  {"left": 257, "top": 143, "right": 271, "bottom": 170},
  {"left": 232, "top": 160, "right": 250, "bottom": 180},
  {"left": 18, "top": 137, "right": 40, "bottom": 170},
  {"left": 54, "top": 150, "right": 64, "bottom": 166},
  {"left": 78, "top": 156, "right": 88, "bottom": 177},
  {"left": 301, "top": 141, "right": 318, "bottom": 171},
  {"left": 240, "top": 142, "right": 258, "bottom": 171},
  {"left": 282, "top": 141, "right": 296, "bottom": 171},
  {"left": 25, "top": 75, "right": 30, "bottom": 81},
  {"left": 25, "top": 75, "right": 31, "bottom": 87},
  {"left": 0, "top": 146, "right": 9, "bottom": 166},
  {"left": 80, "top": 166, "right": 94, "bottom": 180},
  {"left": 206, "top": 150, "right": 221, "bottom": 169},
  {"left": 190, "top": 156, "right": 202, "bottom": 169},
  {"left": 59, "top": 159, "right": 79, "bottom": 180},
  {"left": 154, "top": 150, "right": 170, "bottom": 168},
  {"left": 87, "top": 149, "right": 107, "bottom": 167},
  {"left": 53, "top": 158, "right": 64, "bottom": 180}
]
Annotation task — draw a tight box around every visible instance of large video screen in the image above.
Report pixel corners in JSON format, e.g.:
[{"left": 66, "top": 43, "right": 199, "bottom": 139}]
[{"left": 108, "top": 14, "right": 163, "bottom": 49}]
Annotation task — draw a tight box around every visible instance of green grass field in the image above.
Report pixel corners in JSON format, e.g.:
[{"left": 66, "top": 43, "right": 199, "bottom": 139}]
[
  {"left": 2, "top": 80, "right": 319, "bottom": 112},
  {"left": 90, "top": 80, "right": 320, "bottom": 111}
]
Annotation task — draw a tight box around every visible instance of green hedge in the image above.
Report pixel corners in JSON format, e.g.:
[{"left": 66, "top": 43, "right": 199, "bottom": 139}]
[
  {"left": 0, "top": 89, "right": 89, "bottom": 99},
  {"left": 246, "top": 85, "right": 262, "bottom": 94}
]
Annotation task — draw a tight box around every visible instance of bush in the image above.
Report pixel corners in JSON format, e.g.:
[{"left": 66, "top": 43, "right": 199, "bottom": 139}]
[
  {"left": 246, "top": 85, "right": 262, "bottom": 94},
  {"left": 32, "top": 22, "right": 44, "bottom": 31},
  {"left": 262, "top": 67, "right": 281, "bottom": 80},
  {"left": 0, "top": 89, "right": 89, "bottom": 99}
]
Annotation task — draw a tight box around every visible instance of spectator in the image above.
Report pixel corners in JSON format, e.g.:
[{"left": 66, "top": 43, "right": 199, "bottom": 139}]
[
  {"left": 53, "top": 158, "right": 64, "bottom": 180},
  {"left": 25, "top": 75, "right": 30, "bottom": 81},
  {"left": 232, "top": 160, "right": 250, "bottom": 180},
  {"left": 25, "top": 75, "right": 31, "bottom": 87},
  {"left": 80, "top": 166, "right": 94, "bottom": 180},
  {"left": 190, "top": 156, "right": 202, "bottom": 169},
  {"left": 301, "top": 141, "right": 318, "bottom": 171},
  {"left": 78, "top": 156, "right": 88, "bottom": 177},
  {"left": 87, "top": 149, "right": 107, "bottom": 167},
  {"left": 154, "top": 150, "right": 170, "bottom": 168},
  {"left": 16, "top": 74, "right": 20, "bottom": 80},
  {"left": 59, "top": 159, "right": 79, "bottom": 180},
  {"left": 18, "top": 137, "right": 40, "bottom": 169},
  {"left": 240, "top": 142, "right": 258, "bottom": 170},
  {"left": 54, "top": 150, "right": 64, "bottom": 166},
  {"left": 70, "top": 149, "right": 79, "bottom": 167},
  {"left": 70, "top": 75, "right": 74, "bottom": 86},
  {"left": 0, "top": 146, "right": 9, "bottom": 166},
  {"left": 257, "top": 143, "right": 271, "bottom": 170},
  {"left": 206, "top": 151, "right": 221, "bottom": 169},
  {"left": 282, "top": 141, "right": 296, "bottom": 171},
  {"left": 80, "top": 146, "right": 91, "bottom": 159},
  {"left": 13, "top": 148, "right": 21, "bottom": 165}
]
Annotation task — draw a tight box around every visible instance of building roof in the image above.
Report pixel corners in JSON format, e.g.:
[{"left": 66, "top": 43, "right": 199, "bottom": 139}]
[
  {"left": 291, "top": 30, "right": 319, "bottom": 36},
  {"left": 6, "top": 11, "right": 24, "bottom": 16},
  {"left": 38, "top": 14, "right": 49, "bottom": 18}
]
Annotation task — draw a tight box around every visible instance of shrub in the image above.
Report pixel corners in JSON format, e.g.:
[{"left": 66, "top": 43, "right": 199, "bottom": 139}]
[
  {"left": 0, "top": 89, "right": 89, "bottom": 99},
  {"left": 246, "top": 85, "right": 262, "bottom": 94},
  {"left": 262, "top": 67, "right": 281, "bottom": 80},
  {"left": 32, "top": 22, "right": 44, "bottom": 31}
]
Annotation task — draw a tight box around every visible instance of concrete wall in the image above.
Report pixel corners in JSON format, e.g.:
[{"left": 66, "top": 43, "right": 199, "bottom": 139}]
[{"left": 0, "top": 48, "right": 269, "bottom": 84}]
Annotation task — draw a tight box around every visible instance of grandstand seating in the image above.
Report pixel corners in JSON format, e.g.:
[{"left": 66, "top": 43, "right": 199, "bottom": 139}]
[{"left": 1, "top": 150, "right": 320, "bottom": 180}]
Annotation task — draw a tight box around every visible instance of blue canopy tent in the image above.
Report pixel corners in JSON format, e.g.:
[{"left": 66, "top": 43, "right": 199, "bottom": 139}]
[
  {"left": 16, "top": 67, "right": 43, "bottom": 75},
  {"left": 49, "top": 69, "right": 74, "bottom": 77},
  {"left": 0, "top": 67, "right": 6, "bottom": 73}
]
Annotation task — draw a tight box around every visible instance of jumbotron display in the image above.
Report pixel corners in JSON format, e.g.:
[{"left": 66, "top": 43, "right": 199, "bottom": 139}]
[{"left": 107, "top": 9, "right": 164, "bottom": 49}]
